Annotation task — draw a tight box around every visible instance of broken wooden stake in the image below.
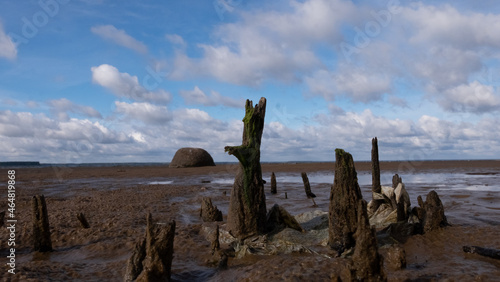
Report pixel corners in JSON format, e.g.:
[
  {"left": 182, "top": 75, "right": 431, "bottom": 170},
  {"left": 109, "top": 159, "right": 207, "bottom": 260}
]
[
  {"left": 32, "top": 195, "right": 52, "bottom": 252},
  {"left": 301, "top": 172, "right": 317, "bottom": 204},
  {"left": 76, "top": 212, "right": 90, "bottom": 229},
  {"left": 270, "top": 172, "right": 277, "bottom": 194}
]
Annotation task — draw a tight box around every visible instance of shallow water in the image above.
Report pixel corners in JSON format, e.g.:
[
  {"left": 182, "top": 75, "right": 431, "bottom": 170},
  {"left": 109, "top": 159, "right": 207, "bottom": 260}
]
[{"left": 2, "top": 166, "right": 500, "bottom": 281}]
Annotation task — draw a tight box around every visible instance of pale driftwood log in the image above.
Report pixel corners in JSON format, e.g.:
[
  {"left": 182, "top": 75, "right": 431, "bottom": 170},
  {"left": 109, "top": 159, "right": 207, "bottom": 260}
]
[
  {"left": 32, "top": 195, "right": 52, "bottom": 252},
  {"left": 225, "top": 98, "right": 267, "bottom": 239}
]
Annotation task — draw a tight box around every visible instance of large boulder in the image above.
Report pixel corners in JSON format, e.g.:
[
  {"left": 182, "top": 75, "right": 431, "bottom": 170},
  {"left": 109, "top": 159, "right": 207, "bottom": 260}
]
[{"left": 169, "top": 148, "right": 215, "bottom": 168}]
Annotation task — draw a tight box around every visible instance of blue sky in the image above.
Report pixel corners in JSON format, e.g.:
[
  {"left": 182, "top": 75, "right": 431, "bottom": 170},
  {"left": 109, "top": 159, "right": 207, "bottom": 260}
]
[{"left": 1, "top": 0, "right": 500, "bottom": 163}]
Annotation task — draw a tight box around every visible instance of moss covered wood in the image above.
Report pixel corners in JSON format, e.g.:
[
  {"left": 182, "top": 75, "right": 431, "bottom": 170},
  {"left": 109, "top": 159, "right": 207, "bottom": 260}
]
[{"left": 225, "top": 97, "right": 267, "bottom": 239}]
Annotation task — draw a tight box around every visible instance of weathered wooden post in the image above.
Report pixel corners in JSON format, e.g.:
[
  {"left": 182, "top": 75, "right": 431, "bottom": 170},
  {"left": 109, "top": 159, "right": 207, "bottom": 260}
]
[
  {"left": 225, "top": 98, "right": 267, "bottom": 239},
  {"left": 200, "top": 197, "right": 223, "bottom": 222},
  {"left": 329, "top": 149, "right": 363, "bottom": 254},
  {"left": 301, "top": 172, "right": 317, "bottom": 206},
  {"left": 32, "top": 195, "right": 52, "bottom": 252},
  {"left": 270, "top": 172, "right": 277, "bottom": 194},
  {"left": 371, "top": 137, "right": 381, "bottom": 193},
  {"left": 125, "top": 213, "right": 176, "bottom": 282}
]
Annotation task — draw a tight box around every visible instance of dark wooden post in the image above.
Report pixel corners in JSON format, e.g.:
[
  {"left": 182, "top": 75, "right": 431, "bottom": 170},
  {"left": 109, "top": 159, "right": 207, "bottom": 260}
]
[
  {"left": 225, "top": 98, "right": 267, "bottom": 239},
  {"left": 76, "top": 212, "right": 90, "bottom": 228},
  {"left": 329, "top": 149, "right": 363, "bottom": 254},
  {"left": 371, "top": 137, "right": 381, "bottom": 193},
  {"left": 270, "top": 172, "right": 277, "bottom": 194},
  {"left": 32, "top": 195, "right": 52, "bottom": 252}
]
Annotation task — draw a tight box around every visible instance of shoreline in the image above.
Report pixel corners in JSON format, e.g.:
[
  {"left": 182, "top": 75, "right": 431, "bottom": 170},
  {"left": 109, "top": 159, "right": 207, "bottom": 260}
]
[{"left": 10, "top": 159, "right": 500, "bottom": 181}]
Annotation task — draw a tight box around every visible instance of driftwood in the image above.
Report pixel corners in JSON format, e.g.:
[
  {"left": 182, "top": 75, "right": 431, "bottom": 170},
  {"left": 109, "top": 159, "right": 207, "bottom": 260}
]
[
  {"left": 32, "top": 195, "right": 52, "bottom": 252},
  {"left": 225, "top": 98, "right": 267, "bottom": 239},
  {"left": 463, "top": 246, "right": 500, "bottom": 260},
  {"left": 76, "top": 212, "right": 90, "bottom": 228}
]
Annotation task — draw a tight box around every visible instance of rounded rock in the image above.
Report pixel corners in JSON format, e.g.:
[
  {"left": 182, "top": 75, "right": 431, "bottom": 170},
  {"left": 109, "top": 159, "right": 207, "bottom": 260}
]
[{"left": 169, "top": 147, "right": 216, "bottom": 168}]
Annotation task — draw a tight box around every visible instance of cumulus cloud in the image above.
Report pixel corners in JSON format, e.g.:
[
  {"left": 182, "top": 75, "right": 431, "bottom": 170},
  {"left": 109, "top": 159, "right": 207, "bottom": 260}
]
[
  {"left": 91, "top": 64, "right": 172, "bottom": 103},
  {"left": 439, "top": 81, "right": 500, "bottom": 113},
  {"left": 114, "top": 101, "right": 171, "bottom": 124},
  {"left": 91, "top": 25, "right": 147, "bottom": 54},
  {"left": 48, "top": 98, "right": 102, "bottom": 120},
  {"left": 0, "top": 22, "right": 17, "bottom": 60},
  {"left": 179, "top": 86, "right": 243, "bottom": 108},
  {"left": 169, "top": 0, "right": 357, "bottom": 85},
  {"left": 305, "top": 67, "right": 391, "bottom": 103}
]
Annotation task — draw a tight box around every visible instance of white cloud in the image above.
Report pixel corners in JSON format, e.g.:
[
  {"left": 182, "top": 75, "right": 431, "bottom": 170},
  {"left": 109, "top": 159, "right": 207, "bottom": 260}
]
[
  {"left": 169, "top": 0, "right": 357, "bottom": 85},
  {"left": 114, "top": 101, "right": 171, "bottom": 124},
  {"left": 91, "top": 64, "right": 172, "bottom": 103},
  {"left": 439, "top": 81, "right": 500, "bottom": 113},
  {"left": 305, "top": 67, "right": 391, "bottom": 102},
  {"left": 48, "top": 98, "right": 102, "bottom": 120},
  {"left": 403, "top": 4, "right": 500, "bottom": 50},
  {"left": 91, "top": 25, "right": 147, "bottom": 54},
  {"left": 165, "top": 34, "right": 186, "bottom": 48},
  {"left": 179, "top": 86, "right": 243, "bottom": 108},
  {"left": 0, "top": 22, "right": 17, "bottom": 60}
]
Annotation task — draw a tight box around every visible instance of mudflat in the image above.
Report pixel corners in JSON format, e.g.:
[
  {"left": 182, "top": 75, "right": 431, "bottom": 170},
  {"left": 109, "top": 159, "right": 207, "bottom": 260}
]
[{"left": 1, "top": 160, "right": 499, "bottom": 281}]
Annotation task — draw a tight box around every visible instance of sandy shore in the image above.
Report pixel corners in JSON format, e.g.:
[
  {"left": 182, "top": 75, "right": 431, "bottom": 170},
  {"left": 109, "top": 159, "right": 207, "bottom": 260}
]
[{"left": 1, "top": 160, "right": 499, "bottom": 281}]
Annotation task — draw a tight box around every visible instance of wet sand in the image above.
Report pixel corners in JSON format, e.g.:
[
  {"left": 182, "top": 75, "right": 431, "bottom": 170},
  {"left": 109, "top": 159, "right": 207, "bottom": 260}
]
[{"left": 1, "top": 160, "right": 499, "bottom": 281}]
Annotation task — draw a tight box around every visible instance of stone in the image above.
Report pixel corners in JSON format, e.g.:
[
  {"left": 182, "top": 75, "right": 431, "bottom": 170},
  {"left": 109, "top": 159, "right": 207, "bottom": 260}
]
[
  {"left": 32, "top": 195, "right": 52, "bottom": 252},
  {"left": 329, "top": 149, "right": 363, "bottom": 254},
  {"left": 169, "top": 147, "right": 215, "bottom": 168},
  {"left": 225, "top": 98, "right": 267, "bottom": 239},
  {"left": 125, "top": 213, "right": 176, "bottom": 282},
  {"left": 266, "top": 204, "right": 304, "bottom": 233},
  {"left": 351, "top": 200, "right": 386, "bottom": 282},
  {"left": 270, "top": 172, "right": 277, "bottom": 194},
  {"left": 200, "top": 197, "right": 223, "bottom": 222},
  {"left": 422, "top": 190, "right": 448, "bottom": 233}
]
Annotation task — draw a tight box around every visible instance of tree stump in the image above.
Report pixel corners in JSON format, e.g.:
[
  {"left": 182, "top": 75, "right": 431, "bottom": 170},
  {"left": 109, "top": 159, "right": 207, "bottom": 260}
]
[
  {"left": 329, "top": 149, "right": 363, "bottom": 254},
  {"left": 32, "top": 195, "right": 52, "bottom": 252},
  {"left": 200, "top": 197, "right": 223, "bottom": 222},
  {"left": 270, "top": 172, "right": 277, "bottom": 194},
  {"left": 125, "top": 213, "right": 176, "bottom": 282},
  {"left": 225, "top": 98, "right": 267, "bottom": 239},
  {"left": 422, "top": 190, "right": 448, "bottom": 233},
  {"left": 76, "top": 212, "right": 90, "bottom": 228},
  {"left": 351, "top": 200, "right": 386, "bottom": 281}
]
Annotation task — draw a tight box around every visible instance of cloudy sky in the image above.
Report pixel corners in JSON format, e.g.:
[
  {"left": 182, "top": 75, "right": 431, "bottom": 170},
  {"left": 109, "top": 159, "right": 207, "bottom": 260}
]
[{"left": 1, "top": 0, "right": 499, "bottom": 163}]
